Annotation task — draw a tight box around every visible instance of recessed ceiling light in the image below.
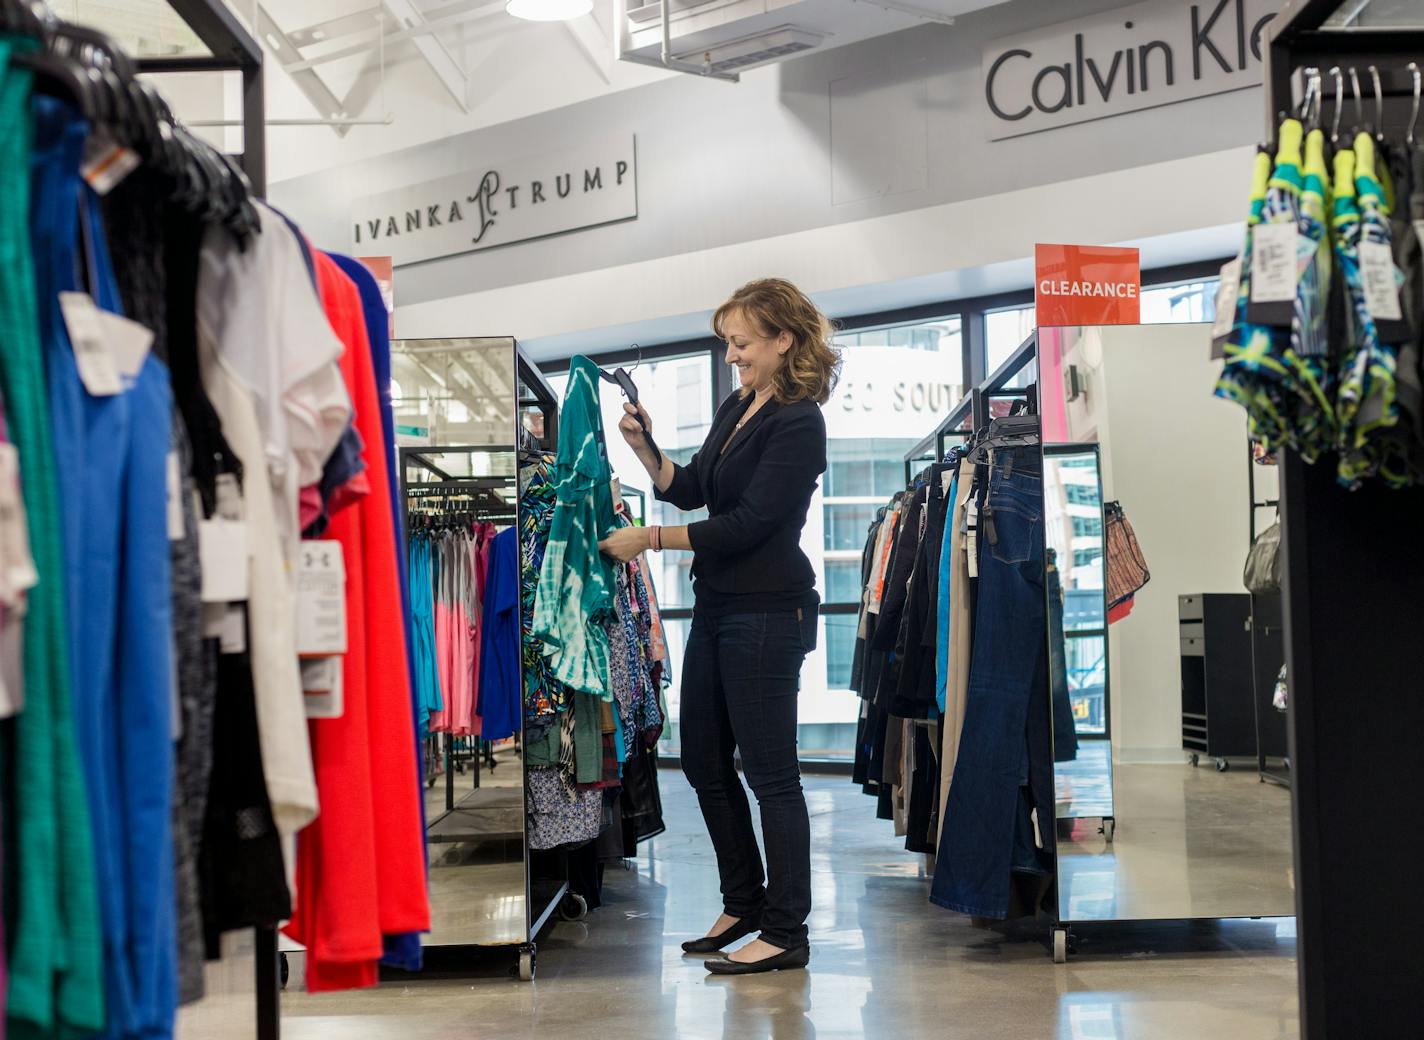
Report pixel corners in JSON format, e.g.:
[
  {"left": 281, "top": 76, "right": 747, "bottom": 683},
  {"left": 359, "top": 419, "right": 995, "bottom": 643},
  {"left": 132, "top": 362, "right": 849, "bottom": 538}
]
[{"left": 506, "top": 0, "right": 593, "bottom": 21}]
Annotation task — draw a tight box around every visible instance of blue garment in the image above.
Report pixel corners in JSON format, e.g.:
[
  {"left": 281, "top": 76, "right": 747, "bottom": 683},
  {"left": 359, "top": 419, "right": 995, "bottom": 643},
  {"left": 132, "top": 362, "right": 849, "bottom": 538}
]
[
  {"left": 935, "top": 466, "right": 959, "bottom": 716},
  {"left": 477, "top": 527, "right": 522, "bottom": 742},
  {"left": 931, "top": 446, "right": 1054, "bottom": 920},
  {"left": 409, "top": 537, "right": 442, "bottom": 732},
  {"left": 33, "top": 96, "right": 177, "bottom": 1039},
  {"left": 329, "top": 251, "right": 425, "bottom": 972}
]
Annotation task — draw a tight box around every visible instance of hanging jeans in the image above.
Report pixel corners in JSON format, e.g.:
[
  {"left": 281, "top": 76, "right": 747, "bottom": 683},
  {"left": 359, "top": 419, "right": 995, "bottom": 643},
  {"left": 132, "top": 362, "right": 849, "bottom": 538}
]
[
  {"left": 680, "top": 609, "right": 813, "bottom": 950},
  {"left": 931, "top": 445, "right": 1055, "bottom": 919}
]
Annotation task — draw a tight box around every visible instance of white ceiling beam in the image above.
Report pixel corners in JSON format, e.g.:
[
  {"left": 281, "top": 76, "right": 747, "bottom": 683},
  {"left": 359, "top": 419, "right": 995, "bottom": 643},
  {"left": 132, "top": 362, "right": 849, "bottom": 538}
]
[
  {"left": 254, "top": 4, "right": 351, "bottom": 127},
  {"left": 282, "top": 2, "right": 507, "bottom": 74},
  {"left": 381, "top": 0, "right": 471, "bottom": 112},
  {"left": 287, "top": 7, "right": 383, "bottom": 48},
  {"left": 563, "top": 13, "right": 612, "bottom": 85}
]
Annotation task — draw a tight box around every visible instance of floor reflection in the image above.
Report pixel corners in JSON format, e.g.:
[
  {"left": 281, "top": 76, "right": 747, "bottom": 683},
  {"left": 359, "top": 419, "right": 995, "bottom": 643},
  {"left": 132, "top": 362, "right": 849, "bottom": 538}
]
[
  {"left": 179, "top": 770, "right": 1299, "bottom": 1040},
  {"left": 1058, "top": 761, "right": 1295, "bottom": 921}
]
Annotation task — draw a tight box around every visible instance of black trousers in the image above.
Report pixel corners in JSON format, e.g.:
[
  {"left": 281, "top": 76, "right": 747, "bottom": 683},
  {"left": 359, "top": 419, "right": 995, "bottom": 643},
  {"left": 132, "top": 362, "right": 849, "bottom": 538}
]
[{"left": 680, "top": 609, "right": 813, "bottom": 950}]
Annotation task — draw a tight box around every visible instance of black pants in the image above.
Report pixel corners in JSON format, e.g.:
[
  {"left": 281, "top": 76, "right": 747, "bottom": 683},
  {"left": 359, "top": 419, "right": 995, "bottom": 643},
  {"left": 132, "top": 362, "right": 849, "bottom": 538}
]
[{"left": 680, "top": 609, "right": 813, "bottom": 950}]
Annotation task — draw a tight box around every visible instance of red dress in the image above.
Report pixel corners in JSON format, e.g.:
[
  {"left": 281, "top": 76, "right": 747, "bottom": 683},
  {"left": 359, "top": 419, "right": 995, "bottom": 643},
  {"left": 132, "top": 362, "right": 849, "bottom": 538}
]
[{"left": 283, "top": 252, "right": 430, "bottom": 991}]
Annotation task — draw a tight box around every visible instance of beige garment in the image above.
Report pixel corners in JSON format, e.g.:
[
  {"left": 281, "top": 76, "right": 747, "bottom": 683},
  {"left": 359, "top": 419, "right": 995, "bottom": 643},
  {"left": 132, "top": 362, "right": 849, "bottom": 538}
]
[
  {"left": 935, "top": 468, "right": 977, "bottom": 850},
  {"left": 890, "top": 718, "right": 914, "bottom": 837}
]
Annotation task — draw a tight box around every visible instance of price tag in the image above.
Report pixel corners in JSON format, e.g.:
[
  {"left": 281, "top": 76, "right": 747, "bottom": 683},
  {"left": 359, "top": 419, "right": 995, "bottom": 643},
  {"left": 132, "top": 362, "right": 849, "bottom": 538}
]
[
  {"left": 1359, "top": 240, "right": 1403, "bottom": 322},
  {"left": 1250, "top": 223, "right": 1299, "bottom": 304},
  {"left": 0, "top": 444, "right": 36, "bottom": 601},
  {"left": 199, "top": 518, "right": 250, "bottom": 603},
  {"left": 99, "top": 310, "right": 153, "bottom": 380},
  {"left": 217, "top": 604, "right": 247, "bottom": 655},
  {"left": 940, "top": 469, "right": 953, "bottom": 496},
  {"left": 166, "top": 452, "right": 185, "bottom": 541},
  {"left": 1415, "top": 220, "right": 1424, "bottom": 247},
  {"left": 302, "top": 656, "right": 344, "bottom": 719},
  {"left": 1212, "top": 257, "right": 1243, "bottom": 343},
  {"left": 215, "top": 473, "right": 243, "bottom": 522},
  {"left": 297, "top": 540, "right": 347, "bottom": 656},
  {"left": 81, "top": 129, "right": 140, "bottom": 195},
  {"left": 59, "top": 292, "right": 121, "bottom": 397}
]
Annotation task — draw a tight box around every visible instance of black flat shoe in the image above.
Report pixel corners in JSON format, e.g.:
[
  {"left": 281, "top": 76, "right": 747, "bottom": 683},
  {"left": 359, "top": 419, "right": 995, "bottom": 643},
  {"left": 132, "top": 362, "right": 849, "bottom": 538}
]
[
  {"left": 681, "top": 914, "right": 762, "bottom": 954},
  {"left": 705, "top": 944, "right": 810, "bottom": 975}
]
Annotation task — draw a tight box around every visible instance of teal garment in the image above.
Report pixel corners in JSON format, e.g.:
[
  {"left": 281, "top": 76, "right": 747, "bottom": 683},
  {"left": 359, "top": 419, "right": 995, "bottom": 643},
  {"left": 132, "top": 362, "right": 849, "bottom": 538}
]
[
  {"left": 573, "top": 692, "right": 603, "bottom": 784},
  {"left": 0, "top": 42, "right": 106, "bottom": 1038},
  {"left": 935, "top": 467, "right": 959, "bottom": 716},
  {"left": 532, "top": 356, "right": 617, "bottom": 698}
]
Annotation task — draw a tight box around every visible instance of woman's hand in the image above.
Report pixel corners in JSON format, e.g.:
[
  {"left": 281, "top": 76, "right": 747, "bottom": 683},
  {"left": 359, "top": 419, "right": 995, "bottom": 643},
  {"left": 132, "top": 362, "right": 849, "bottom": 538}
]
[
  {"left": 618, "top": 402, "right": 655, "bottom": 459},
  {"left": 599, "top": 524, "right": 651, "bottom": 564}
]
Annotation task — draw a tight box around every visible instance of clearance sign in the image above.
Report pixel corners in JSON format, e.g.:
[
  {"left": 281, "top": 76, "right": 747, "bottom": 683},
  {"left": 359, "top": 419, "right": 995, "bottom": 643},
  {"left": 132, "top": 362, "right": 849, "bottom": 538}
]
[{"left": 1035, "top": 243, "right": 1141, "bottom": 327}]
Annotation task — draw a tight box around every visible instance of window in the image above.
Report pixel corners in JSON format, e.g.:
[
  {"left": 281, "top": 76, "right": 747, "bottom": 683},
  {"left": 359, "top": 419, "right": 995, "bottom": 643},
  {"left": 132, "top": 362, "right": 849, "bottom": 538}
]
[
  {"left": 1141, "top": 278, "right": 1220, "bottom": 324},
  {"left": 1071, "top": 516, "right": 1102, "bottom": 537},
  {"left": 1065, "top": 484, "right": 1099, "bottom": 506},
  {"left": 986, "top": 305, "right": 1035, "bottom": 379},
  {"left": 1072, "top": 549, "right": 1098, "bottom": 568}
]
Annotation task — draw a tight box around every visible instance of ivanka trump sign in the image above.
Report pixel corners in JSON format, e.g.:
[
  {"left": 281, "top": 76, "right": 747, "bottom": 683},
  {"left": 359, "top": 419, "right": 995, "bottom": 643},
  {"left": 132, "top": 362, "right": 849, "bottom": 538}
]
[
  {"left": 1035, "top": 244, "right": 1141, "bottom": 327},
  {"left": 982, "top": 0, "right": 1275, "bottom": 140},
  {"left": 351, "top": 136, "right": 638, "bottom": 267}
]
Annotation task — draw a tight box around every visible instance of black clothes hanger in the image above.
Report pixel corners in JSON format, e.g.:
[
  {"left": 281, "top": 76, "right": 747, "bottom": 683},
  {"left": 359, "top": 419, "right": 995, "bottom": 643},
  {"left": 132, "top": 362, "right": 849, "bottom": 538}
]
[{"left": 599, "top": 361, "right": 663, "bottom": 467}]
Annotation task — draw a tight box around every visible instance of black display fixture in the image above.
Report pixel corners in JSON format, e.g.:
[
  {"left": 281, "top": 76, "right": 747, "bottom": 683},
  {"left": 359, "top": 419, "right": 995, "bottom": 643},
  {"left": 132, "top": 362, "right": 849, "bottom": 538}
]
[{"left": 1263, "top": 2, "right": 1424, "bottom": 1036}]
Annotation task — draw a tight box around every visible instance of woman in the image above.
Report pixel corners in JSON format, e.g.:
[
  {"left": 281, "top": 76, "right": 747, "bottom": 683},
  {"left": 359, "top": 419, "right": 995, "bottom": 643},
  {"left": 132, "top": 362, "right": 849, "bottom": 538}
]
[{"left": 598, "top": 278, "right": 838, "bottom": 976}]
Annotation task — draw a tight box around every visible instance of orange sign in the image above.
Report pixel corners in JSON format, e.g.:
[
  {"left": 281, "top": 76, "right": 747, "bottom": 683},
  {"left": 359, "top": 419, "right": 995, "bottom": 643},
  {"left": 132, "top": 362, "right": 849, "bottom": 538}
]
[
  {"left": 357, "top": 256, "right": 395, "bottom": 338},
  {"left": 1035, "top": 244, "right": 1141, "bottom": 327}
]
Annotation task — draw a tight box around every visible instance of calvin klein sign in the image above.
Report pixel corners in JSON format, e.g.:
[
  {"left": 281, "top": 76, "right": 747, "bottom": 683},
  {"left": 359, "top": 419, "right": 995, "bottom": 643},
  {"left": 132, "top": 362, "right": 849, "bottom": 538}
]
[
  {"left": 351, "top": 136, "right": 638, "bottom": 267},
  {"left": 983, "top": 0, "right": 1275, "bottom": 141}
]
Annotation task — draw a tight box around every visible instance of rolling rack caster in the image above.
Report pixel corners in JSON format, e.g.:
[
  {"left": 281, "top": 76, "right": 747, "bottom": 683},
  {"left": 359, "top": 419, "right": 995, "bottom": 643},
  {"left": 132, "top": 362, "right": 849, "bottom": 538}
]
[
  {"left": 518, "top": 943, "right": 537, "bottom": 981},
  {"left": 558, "top": 893, "right": 589, "bottom": 922},
  {"left": 1051, "top": 927, "right": 1077, "bottom": 963}
]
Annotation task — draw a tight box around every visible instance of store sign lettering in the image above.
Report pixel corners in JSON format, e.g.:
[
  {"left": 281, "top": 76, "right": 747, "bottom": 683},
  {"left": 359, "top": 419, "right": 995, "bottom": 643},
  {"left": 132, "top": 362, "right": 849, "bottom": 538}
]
[
  {"left": 1036, "top": 243, "right": 1141, "bottom": 326},
  {"left": 840, "top": 380, "right": 960, "bottom": 414},
  {"left": 982, "top": 0, "right": 1275, "bottom": 141},
  {"left": 351, "top": 136, "right": 638, "bottom": 267}
]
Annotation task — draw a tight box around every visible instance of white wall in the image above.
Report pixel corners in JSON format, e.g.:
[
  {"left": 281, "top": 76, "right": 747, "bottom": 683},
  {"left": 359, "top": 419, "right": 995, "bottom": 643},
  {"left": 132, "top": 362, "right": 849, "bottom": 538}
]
[
  {"left": 1086, "top": 324, "right": 1254, "bottom": 763},
  {"left": 265, "top": 0, "right": 1267, "bottom": 356}
]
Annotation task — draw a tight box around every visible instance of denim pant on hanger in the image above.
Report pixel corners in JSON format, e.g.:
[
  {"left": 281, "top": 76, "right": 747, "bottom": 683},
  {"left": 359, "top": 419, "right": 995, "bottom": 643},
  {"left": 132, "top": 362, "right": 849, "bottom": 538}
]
[
  {"left": 680, "top": 609, "right": 814, "bottom": 950},
  {"left": 931, "top": 444, "right": 1055, "bottom": 918}
]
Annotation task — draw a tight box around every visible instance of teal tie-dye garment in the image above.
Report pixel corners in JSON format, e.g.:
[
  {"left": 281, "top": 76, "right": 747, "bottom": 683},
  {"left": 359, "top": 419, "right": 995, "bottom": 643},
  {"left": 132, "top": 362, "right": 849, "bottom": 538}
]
[{"left": 532, "top": 355, "right": 619, "bottom": 698}]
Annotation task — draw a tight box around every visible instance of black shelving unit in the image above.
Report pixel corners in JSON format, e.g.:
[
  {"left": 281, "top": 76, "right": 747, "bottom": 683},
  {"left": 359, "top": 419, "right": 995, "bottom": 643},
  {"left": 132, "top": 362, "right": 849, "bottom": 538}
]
[{"left": 1263, "top": 4, "right": 1424, "bottom": 1036}]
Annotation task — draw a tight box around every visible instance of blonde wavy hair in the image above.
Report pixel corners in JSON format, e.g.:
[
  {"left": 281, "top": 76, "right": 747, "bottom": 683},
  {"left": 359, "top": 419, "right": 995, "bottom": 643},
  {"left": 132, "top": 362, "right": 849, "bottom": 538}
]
[{"left": 713, "top": 278, "right": 842, "bottom": 406}]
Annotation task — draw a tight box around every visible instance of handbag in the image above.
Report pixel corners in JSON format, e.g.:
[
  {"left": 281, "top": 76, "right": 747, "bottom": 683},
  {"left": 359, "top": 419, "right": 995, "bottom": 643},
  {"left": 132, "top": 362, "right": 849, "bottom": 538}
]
[
  {"left": 1243, "top": 521, "right": 1284, "bottom": 594},
  {"left": 1104, "top": 500, "right": 1150, "bottom": 608}
]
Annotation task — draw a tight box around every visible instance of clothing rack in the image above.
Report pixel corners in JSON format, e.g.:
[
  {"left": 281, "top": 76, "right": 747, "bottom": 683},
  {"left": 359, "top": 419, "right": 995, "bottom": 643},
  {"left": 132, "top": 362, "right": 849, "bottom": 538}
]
[
  {"left": 1263, "top": 5, "right": 1424, "bottom": 1036},
  {"left": 115, "top": 2, "right": 280, "bottom": 1033},
  {"left": 1245, "top": 441, "right": 1289, "bottom": 792},
  {"left": 902, "top": 332, "right": 1040, "bottom": 480},
  {"left": 400, "top": 444, "right": 518, "bottom": 831}
]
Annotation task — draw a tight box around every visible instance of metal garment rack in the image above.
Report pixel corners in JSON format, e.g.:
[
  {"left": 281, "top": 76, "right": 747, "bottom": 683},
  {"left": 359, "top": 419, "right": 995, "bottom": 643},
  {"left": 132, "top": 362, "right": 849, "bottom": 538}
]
[
  {"left": 125, "top": 3, "right": 277, "bottom": 1035},
  {"left": 1262, "top": 5, "right": 1424, "bottom": 1036},
  {"left": 1245, "top": 443, "right": 1289, "bottom": 791}
]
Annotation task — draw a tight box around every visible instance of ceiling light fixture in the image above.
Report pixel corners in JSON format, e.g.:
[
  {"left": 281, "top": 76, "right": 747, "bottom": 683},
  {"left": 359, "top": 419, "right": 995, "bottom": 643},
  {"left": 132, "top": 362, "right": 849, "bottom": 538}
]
[{"left": 506, "top": 0, "right": 593, "bottom": 21}]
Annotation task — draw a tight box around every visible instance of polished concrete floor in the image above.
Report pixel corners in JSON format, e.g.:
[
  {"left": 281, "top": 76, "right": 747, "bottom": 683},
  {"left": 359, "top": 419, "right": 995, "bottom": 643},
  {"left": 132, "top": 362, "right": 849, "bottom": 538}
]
[
  {"left": 177, "top": 768, "right": 1299, "bottom": 1040},
  {"left": 1059, "top": 759, "right": 1296, "bottom": 923}
]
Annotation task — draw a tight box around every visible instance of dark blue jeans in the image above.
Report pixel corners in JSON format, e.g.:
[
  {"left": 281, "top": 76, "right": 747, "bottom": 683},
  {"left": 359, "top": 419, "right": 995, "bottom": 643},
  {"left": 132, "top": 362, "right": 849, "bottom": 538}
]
[
  {"left": 932, "top": 445, "right": 1055, "bottom": 918},
  {"left": 680, "top": 609, "right": 813, "bottom": 950}
]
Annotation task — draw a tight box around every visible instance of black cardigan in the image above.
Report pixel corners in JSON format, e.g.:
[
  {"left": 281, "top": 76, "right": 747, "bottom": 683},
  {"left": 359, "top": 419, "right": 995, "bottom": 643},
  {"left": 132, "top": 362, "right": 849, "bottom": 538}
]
[{"left": 655, "top": 391, "right": 827, "bottom": 615}]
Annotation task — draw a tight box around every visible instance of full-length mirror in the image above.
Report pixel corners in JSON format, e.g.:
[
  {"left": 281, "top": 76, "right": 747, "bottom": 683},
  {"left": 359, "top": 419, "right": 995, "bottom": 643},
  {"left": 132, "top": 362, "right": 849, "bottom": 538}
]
[
  {"left": 394, "top": 337, "right": 527, "bottom": 947},
  {"left": 1039, "top": 323, "right": 1294, "bottom": 923}
]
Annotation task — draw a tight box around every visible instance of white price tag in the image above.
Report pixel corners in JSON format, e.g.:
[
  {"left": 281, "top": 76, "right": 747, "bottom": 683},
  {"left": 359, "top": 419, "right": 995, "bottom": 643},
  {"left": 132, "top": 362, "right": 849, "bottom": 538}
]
[
  {"left": 99, "top": 310, "right": 153, "bottom": 380},
  {"left": 218, "top": 604, "right": 246, "bottom": 655},
  {"left": 166, "top": 452, "right": 185, "bottom": 541},
  {"left": 215, "top": 473, "right": 243, "bottom": 521},
  {"left": 302, "top": 656, "right": 344, "bottom": 719},
  {"left": 58, "top": 292, "right": 121, "bottom": 397},
  {"left": 199, "top": 518, "right": 250, "bottom": 603},
  {"left": 940, "top": 469, "right": 954, "bottom": 496},
  {"left": 1250, "top": 223, "right": 1299, "bottom": 303},
  {"left": 1359, "top": 240, "right": 1403, "bottom": 322},
  {"left": 297, "top": 540, "right": 347, "bottom": 656},
  {"left": 1415, "top": 220, "right": 1424, "bottom": 247},
  {"left": 0, "top": 444, "right": 36, "bottom": 601},
  {"left": 1213, "top": 257, "right": 1243, "bottom": 338},
  {"left": 81, "top": 130, "right": 140, "bottom": 195}
]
